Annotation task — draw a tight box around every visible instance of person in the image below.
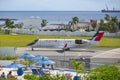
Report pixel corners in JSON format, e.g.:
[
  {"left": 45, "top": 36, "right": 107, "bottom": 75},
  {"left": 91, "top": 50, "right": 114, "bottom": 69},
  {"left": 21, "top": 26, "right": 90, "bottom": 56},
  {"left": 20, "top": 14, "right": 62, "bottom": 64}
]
[
  {"left": 7, "top": 71, "right": 15, "bottom": 79},
  {"left": 1, "top": 72, "right": 5, "bottom": 78},
  {"left": 0, "top": 65, "right": 2, "bottom": 70},
  {"left": 51, "top": 65, "right": 54, "bottom": 70}
]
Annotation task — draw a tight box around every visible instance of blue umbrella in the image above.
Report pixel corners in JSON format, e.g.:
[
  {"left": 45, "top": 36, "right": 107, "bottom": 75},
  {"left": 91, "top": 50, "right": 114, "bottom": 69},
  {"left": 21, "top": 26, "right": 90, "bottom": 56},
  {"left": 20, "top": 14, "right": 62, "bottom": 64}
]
[
  {"left": 32, "top": 55, "right": 43, "bottom": 60},
  {"left": 32, "top": 55, "right": 48, "bottom": 60},
  {"left": 35, "top": 59, "right": 55, "bottom": 65},
  {"left": 5, "top": 62, "right": 25, "bottom": 68},
  {"left": 19, "top": 53, "right": 35, "bottom": 59},
  {"left": 42, "top": 56, "right": 49, "bottom": 60}
]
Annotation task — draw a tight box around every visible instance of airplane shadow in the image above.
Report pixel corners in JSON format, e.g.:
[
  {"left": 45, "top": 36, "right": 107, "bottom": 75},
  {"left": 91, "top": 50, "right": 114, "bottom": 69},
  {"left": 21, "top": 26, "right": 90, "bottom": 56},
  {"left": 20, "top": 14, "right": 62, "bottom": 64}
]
[
  {"left": 26, "top": 49, "right": 95, "bottom": 53},
  {"left": 27, "top": 49, "right": 64, "bottom": 53},
  {"left": 69, "top": 50, "right": 95, "bottom": 53},
  {"left": 56, "top": 50, "right": 95, "bottom": 53}
]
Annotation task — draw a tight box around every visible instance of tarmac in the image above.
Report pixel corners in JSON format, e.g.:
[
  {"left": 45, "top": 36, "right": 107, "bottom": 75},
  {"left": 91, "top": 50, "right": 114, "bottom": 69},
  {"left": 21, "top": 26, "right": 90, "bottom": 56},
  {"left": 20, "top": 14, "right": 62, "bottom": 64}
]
[
  {"left": 16, "top": 47, "right": 113, "bottom": 60},
  {"left": 0, "top": 47, "right": 120, "bottom": 80},
  {"left": 91, "top": 48, "right": 120, "bottom": 64},
  {"left": 15, "top": 47, "right": 120, "bottom": 68}
]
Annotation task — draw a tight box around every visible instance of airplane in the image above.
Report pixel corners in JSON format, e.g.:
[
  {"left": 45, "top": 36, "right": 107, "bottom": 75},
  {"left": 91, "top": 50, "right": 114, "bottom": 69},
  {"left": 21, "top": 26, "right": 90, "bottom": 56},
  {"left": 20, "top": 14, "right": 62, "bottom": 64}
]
[{"left": 27, "top": 31, "right": 104, "bottom": 51}]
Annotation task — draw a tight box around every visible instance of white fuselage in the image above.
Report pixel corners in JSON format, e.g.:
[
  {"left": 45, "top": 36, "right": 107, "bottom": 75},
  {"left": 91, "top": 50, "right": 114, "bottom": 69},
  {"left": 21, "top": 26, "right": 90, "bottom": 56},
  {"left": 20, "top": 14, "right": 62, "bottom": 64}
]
[
  {"left": 30, "top": 39, "right": 91, "bottom": 49},
  {"left": 27, "top": 31, "right": 104, "bottom": 50}
]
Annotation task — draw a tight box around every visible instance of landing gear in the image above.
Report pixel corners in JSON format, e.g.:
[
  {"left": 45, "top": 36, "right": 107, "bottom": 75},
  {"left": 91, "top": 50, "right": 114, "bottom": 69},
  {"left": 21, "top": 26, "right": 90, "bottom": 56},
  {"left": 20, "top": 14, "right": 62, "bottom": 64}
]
[
  {"left": 63, "top": 48, "right": 70, "bottom": 51},
  {"left": 32, "top": 47, "right": 34, "bottom": 51}
]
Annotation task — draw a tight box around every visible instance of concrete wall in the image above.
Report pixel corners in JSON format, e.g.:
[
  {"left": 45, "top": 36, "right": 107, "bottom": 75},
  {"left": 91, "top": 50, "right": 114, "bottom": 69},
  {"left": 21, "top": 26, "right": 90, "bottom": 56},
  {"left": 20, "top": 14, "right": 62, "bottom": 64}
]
[
  {"left": 2, "top": 28, "right": 120, "bottom": 37},
  {"left": 0, "top": 47, "right": 16, "bottom": 56}
]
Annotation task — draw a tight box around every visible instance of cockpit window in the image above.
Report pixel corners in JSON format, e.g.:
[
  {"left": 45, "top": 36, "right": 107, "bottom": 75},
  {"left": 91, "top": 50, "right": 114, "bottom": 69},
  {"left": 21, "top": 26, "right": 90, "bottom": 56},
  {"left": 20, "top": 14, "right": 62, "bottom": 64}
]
[{"left": 75, "top": 40, "right": 82, "bottom": 44}]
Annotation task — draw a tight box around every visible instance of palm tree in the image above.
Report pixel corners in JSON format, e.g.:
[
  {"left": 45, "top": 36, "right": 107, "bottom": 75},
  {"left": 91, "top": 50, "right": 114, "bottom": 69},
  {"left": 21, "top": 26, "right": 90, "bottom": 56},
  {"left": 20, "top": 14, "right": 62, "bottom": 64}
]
[
  {"left": 99, "top": 19, "right": 104, "bottom": 27},
  {"left": 104, "top": 14, "right": 119, "bottom": 32},
  {"left": 5, "top": 19, "right": 15, "bottom": 28},
  {"left": 72, "top": 17, "right": 79, "bottom": 24},
  {"left": 91, "top": 20, "right": 97, "bottom": 30},
  {"left": 111, "top": 16, "right": 119, "bottom": 32},
  {"left": 105, "top": 14, "right": 110, "bottom": 21},
  {"left": 98, "top": 19, "right": 104, "bottom": 30},
  {"left": 20, "top": 59, "right": 34, "bottom": 70},
  {"left": 41, "top": 19, "right": 48, "bottom": 27},
  {"left": 69, "top": 17, "right": 79, "bottom": 31},
  {"left": 71, "top": 60, "right": 85, "bottom": 76}
]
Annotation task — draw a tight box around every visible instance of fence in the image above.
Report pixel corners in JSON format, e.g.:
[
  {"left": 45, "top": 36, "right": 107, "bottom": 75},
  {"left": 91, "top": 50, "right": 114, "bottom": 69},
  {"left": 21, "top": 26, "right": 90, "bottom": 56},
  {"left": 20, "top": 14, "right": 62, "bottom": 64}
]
[
  {"left": 1, "top": 28, "right": 120, "bottom": 37},
  {"left": 0, "top": 47, "right": 16, "bottom": 56}
]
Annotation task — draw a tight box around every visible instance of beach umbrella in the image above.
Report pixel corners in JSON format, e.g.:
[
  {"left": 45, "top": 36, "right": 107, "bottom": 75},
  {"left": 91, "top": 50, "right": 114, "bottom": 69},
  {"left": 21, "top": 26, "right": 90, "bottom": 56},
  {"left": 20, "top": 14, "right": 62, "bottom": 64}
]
[
  {"left": 32, "top": 55, "right": 48, "bottom": 60},
  {"left": 5, "top": 62, "right": 25, "bottom": 68},
  {"left": 32, "top": 55, "right": 43, "bottom": 60},
  {"left": 19, "top": 53, "right": 35, "bottom": 59},
  {"left": 35, "top": 59, "right": 55, "bottom": 65},
  {"left": 41, "top": 56, "right": 49, "bottom": 60}
]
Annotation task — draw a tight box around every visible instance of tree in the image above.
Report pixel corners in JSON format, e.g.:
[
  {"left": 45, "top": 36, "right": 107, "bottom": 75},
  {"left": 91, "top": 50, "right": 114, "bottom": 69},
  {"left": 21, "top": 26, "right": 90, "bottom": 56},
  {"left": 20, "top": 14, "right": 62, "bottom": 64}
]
[
  {"left": 119, "top": 21, "right": 120, "bottom": 30},
  {"left": 5, "top": 19, "right": 16, "bottom": 28},
  {"left": 88, "top": 65, "right": 120, "bottom": 80},
  {"left": 104, "top": 14, "right": 119, "bottom": 32},
  {"left": 71, "top": 60, "right": 85, "bottom": 76},
  {"left": 69, "top": 17, "right": 79, "bottom": 31},
  {"left": 72, "top": 17, "right": 79, "bottom": 24},
  {"left": 41, "top": 19, "right": 48, "bottom": 27},
  {"left": 99, "top": 14, "right": 119, "bottom": 32},
  {"left": 111, "top": 16, "right": 119, "bottom": 32},
  {"left": 99, "top": 19, "right": 104, "bottom": 27},
  {"left": 20, "top": 59, "right": 34, "bottom": 70},
  {"left": 91, "top": 20, "right": 97, "bottom": 30},
  {"left": 105, "top": 14, "right": 110, "bottom": 21}
]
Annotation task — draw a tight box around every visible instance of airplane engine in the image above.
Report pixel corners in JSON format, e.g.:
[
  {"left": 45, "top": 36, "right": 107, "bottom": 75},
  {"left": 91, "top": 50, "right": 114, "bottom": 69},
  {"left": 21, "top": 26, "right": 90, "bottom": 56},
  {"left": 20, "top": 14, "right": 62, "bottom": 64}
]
[{"left": 75, "top": 39, "right": 89, "bottom": 44}]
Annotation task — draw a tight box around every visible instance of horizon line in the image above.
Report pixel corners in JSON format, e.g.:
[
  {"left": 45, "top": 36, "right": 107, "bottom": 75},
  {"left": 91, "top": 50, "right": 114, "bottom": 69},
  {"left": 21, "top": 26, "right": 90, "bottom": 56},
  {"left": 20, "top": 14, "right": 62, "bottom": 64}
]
[{"left": 0, "top": 10, "right": 101, "bottom": 12}]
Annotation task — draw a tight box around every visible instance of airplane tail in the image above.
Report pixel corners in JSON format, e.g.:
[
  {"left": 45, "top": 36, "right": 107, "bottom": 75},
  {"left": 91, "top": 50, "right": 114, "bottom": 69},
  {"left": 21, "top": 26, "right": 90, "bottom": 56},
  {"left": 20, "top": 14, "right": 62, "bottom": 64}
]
[{"left": 90, "top": 31, "right": 104, "bottom": 42}]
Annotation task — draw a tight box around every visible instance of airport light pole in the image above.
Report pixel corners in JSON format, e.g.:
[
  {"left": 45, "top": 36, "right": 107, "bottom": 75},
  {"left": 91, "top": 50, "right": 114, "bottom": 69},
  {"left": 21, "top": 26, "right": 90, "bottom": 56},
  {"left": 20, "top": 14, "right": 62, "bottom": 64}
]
[
  {"left": 63, "top": 47, "right": 65, "bottom": 69},
  {"left": 63, "top": 24, "right": 67, "bottom": 69}
]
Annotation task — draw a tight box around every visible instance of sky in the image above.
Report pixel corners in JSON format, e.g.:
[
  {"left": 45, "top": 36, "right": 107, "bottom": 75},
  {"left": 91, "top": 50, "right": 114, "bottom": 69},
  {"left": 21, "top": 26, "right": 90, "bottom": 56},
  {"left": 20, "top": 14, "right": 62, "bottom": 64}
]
[{"left": 0, "top": 0, "right": 120, "bottom": 11}]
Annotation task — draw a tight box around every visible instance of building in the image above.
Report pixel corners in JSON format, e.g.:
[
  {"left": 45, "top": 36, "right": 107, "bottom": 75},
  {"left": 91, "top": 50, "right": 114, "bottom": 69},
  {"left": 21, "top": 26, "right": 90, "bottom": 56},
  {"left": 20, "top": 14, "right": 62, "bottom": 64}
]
[
  {"left": 70, "top": 21, "right": 93, "bottom": 31},
  {"left": 42, "top": 24, "right": 65, "bottom": 31}
]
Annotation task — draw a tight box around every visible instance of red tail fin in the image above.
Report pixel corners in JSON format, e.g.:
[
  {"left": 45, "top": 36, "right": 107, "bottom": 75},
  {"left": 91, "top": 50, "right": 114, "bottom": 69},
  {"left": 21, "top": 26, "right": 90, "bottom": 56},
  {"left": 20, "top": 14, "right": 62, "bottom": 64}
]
[
  {"left": 92, "top": 31, "right": 104, "bottom": 41},
  {"left": 64, "top": 43, "right": 67, "bottom": 48}
]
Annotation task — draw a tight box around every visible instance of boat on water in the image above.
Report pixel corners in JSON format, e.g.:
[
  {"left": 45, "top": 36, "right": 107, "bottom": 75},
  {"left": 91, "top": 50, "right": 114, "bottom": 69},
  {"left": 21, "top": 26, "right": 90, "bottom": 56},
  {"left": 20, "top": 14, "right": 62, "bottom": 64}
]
[
  {"left": 101, "top": 9, "right": 120, "bottom": 13},
  {"left": 101, "top": 0, "right": 120, "bottom": 13}
]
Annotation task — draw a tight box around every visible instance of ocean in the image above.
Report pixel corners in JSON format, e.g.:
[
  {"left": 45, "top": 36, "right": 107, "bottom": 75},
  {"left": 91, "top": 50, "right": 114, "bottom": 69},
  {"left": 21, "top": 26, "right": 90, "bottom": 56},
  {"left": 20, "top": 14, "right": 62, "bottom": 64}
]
[{"left": 0, "top": 11, "right": 120, "bottom": 24}]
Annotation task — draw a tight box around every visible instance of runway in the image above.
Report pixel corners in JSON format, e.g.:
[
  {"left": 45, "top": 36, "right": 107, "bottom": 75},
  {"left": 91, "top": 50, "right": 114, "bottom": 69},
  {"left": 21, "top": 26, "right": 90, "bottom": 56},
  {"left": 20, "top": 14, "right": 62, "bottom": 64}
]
[
  {"left": 16, "top": 47, "right": 119, "bottom": 68},
  {"left": 16, "top": 47, "right": 113, "bottom": 60}
]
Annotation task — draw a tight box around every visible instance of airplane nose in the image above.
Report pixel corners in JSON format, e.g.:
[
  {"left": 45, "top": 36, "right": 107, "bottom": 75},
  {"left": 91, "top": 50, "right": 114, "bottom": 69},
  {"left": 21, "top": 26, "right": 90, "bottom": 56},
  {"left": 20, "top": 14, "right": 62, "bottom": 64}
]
[{"left": 27, "top": 39, "right": 39, "bottom": 46}]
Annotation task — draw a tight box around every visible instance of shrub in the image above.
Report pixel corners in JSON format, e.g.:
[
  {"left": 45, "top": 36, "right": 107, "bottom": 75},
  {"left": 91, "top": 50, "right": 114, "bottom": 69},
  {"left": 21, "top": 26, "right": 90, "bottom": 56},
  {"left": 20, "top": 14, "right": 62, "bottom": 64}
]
[
  {"left": 24, "top": 74, "right": 39, "bottom": 80},
  {"left": 0, "top": 78, "right": 6, "bottom": 80},
  {"left": 88, "top": 65, "right": 120, "bottom": 80},
  {"left": 0, "top": 55, "right": 17, "bottom": 60},
  {"left": 24, "top": 73, "right": 72, "bottom": 80},
  {"left": 0, "top": 78, "right": 17, "bottom": 80}
]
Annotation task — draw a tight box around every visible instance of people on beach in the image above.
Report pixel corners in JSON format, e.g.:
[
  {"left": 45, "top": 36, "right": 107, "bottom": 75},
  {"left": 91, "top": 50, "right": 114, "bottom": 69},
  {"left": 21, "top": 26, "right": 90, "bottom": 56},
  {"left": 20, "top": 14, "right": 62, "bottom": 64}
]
[
  {"left": 0, "top": 65, "right": 2, "bottom": 70},
  {"left": 51, "top": 65, "right": 54, "bottom": 70},
  {"left": 0, "top": 72, "right": 5, "bottom": 78},
  {"left": 7, "top": 71, "right": 15, "bottom": 79}
]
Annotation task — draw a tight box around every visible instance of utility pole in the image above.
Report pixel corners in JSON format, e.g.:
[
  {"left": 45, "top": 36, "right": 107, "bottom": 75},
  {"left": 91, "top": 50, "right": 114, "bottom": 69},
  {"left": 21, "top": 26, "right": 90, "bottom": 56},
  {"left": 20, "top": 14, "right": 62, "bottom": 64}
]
[
  {"left": 62, "top": 26, "right": 67, "bottom": 69},
  {"left": 64, "top": 47, "right": 65, "bottom": 69}
]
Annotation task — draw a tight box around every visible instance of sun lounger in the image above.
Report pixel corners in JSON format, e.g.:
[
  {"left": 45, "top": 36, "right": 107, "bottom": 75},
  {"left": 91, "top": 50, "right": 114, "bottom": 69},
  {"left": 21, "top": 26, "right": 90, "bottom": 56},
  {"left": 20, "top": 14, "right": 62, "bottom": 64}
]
[
  {"left": 31, "top": 68, "right": 47, "bottom": 76},
  {"left": 37, "top": 69, "right": 45, "bottom": 76},
  {"left": 31, "top": 69, "right": 39, "bottom": 75}
]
